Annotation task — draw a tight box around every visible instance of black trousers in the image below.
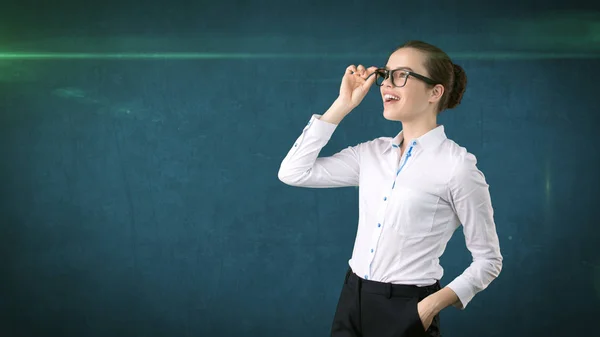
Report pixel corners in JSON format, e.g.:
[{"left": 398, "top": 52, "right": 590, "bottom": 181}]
[{"left": 330, "top": 268, "right": 442, "bottom": 337}]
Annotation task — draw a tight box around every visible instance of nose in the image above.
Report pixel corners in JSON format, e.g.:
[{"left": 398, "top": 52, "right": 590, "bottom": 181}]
[{"left": 377, "top": 72, "right": 392, "bottom": 87}]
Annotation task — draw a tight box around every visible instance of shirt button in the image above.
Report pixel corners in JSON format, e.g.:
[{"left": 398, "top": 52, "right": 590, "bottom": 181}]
[
  {"left": 383, "top": 197, "right": 387, "bottom": 201},
  {"left": 371, "top": 249, "right": 374, "bottom": 253},
  {"left": 378, "top": 223, "right": 381, "bottom": 227},
  {"left": 412, "top": 141, "right": 417, "bottom": 145},
  {"left": 364, "top": 275, "right": 368, "bottom": 280}
]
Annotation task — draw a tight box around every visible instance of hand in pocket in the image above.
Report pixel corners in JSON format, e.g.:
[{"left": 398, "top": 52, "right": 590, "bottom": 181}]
[{"left": 417, "top": 299, "right": 434, "bottom": 331}]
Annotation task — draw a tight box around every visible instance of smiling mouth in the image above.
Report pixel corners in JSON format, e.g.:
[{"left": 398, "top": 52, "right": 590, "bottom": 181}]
[{"left": 383, "top": 94, "right": 400, "bottom": 103}]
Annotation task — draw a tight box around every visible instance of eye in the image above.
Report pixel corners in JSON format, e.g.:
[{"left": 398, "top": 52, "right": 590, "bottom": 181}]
[{"left": 393, "top": 70, "right": 409, "bottom": 80}]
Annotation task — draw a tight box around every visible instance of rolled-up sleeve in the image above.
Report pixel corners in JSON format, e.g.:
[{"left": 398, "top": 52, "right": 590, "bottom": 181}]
[
  {"left": 445, "top": 152, "right": 503, "bottom": 309},
  {"left": 278, "top": 114, "right": 360, "bottom": 188}
]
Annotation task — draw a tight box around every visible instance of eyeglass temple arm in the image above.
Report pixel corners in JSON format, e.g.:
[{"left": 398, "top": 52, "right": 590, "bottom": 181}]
[
  {"left": 365, "top": 72, "right": 376, "bottom": 79},
  {"left": 365, "top": 69, "right": 385, "bottom": 80}
]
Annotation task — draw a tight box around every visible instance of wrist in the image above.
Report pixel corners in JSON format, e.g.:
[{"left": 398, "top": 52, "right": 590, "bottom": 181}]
[
  {"left": 321, "top": 99, "right": 352, "bottom": 125},
  {"left": 428, "top": 287, "right": 459, "bottom": 314},
  {"left": 430, "top": 295, "right": 445, "bottom": 315}
]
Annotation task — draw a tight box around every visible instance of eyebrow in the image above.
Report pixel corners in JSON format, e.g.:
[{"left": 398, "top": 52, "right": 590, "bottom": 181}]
[{"left": 384, "top": 66, "right": 414, "bottom": 72}]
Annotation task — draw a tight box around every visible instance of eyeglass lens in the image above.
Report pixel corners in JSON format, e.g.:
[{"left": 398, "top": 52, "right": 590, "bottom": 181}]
[{"left": 375, "top": 69, "right": 409, "bottom": 87}]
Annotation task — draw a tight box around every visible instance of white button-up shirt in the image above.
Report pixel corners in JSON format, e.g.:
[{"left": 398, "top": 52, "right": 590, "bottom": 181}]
[{"left": 278, "top": 114, "right": 502, "bottom": 309}]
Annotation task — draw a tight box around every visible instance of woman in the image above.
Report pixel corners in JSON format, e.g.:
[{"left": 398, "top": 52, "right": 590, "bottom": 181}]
[{"left": 278, "top": 40, "right": 503, "bottom": 337}]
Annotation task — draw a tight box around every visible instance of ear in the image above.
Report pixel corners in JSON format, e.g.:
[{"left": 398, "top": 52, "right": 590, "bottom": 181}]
[{"left": 429, "top": 84, "right": 444, "bottom": 103}]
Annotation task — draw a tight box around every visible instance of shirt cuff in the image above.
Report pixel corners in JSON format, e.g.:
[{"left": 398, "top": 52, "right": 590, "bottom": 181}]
[{"left": 445, "top": 276, "right": 476, "bottom": 310}]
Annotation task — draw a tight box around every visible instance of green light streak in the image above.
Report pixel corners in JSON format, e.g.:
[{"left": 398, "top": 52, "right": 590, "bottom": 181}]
[
  {"left": 0, "top": 52, "right": 363, "bottom": 60},
  {"left": 0, "top": 52, "right": 599, "bottom": 60}
]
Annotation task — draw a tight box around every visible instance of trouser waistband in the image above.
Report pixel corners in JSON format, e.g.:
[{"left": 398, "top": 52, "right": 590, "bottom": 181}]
[{"left": 344, "top": 267, "right": 441, "bottom": 299}]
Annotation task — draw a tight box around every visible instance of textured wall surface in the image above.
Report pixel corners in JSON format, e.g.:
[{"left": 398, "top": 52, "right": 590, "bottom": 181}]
[{"left": 1, "top": 0, "right": 599, "bottom": 336}]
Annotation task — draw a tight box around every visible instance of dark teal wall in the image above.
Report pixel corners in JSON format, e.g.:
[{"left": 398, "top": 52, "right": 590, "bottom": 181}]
[{"left": 1, "top": 0, "right": 599, "bottom": 336}]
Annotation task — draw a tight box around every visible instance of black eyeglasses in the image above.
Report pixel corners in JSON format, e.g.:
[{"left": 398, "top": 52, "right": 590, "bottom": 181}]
[{"left": 371, "top": 68, "right": 440, "bottom": 88}]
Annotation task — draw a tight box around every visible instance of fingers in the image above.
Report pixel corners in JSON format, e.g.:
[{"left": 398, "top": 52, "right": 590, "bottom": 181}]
[
  {"left": 346, "top": 64, "right": 375, "bottom": 78},
  {"left": 356, "top": 64, "right": 365, "bottom": 76},
  {"left": 366, "top": 66, "right": 379, "bottom": 74}
]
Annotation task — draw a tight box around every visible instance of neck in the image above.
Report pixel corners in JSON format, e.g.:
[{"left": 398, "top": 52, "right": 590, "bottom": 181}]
[{"left": 400, "top": 116, "right": 438, "bottom": 147}]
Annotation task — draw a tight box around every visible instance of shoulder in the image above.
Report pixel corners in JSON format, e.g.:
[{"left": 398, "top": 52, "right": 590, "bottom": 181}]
[
  {"left": 440, "top": 138, "right": 486, "bottom": 187},
  {"left": 440, "top": 138, "right": 477, "bottom": 165}
]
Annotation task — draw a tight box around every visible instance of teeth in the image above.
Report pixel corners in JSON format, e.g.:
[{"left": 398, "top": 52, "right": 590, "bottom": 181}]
[{"left": 384, "top": 94, "right": 400, "bottom": 100}]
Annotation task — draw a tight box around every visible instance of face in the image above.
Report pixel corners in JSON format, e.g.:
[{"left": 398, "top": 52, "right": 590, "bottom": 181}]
[{"left": 379, "top": 48, "right": 443, "bottom": 122}]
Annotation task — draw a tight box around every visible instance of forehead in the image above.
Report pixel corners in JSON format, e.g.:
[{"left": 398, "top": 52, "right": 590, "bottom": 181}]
[{"left": 385, "top": 48, "right": 427, "bottom": 74}]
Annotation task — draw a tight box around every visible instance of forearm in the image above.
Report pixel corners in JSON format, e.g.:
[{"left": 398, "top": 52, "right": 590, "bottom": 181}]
[{"left": 319, "top": 98, "right": 352, "bottom": 125}]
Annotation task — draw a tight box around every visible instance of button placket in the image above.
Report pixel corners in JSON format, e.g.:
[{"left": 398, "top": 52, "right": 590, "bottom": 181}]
[{"left": 365, "top": 142, "right": 417, "bottom": 280}]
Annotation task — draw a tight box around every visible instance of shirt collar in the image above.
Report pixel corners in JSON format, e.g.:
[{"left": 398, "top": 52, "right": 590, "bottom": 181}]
[{"left": 384, "top": 125, "right": 447, "bottom": 154}]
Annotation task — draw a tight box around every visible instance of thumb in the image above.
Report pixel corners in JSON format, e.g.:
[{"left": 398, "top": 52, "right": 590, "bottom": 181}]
[
  {"left": 365, "top": 66, "right": 379, "bottom": 83},
  {"left": 363, "top": 70, "right": 378, "bottom": 88},
  {"left": 366, "top": 72, "right": 377, "bottom": 85}
]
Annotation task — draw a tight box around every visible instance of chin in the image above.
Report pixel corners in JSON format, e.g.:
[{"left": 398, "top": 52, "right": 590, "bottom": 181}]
[{"left": 382, "top": 107, "right": 404, "bottom": 122}]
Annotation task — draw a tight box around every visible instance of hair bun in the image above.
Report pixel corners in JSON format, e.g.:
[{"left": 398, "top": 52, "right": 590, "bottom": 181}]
[{"left": 448, "top": 63, "right": 467, "bottom": 109}]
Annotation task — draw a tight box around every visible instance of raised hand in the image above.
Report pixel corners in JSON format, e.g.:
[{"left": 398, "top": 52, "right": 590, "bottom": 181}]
[
  {"left": 319, "top": 64, "right": 379, "bottom": 125},
  {"left": 338, "top": 64, "right": 379, "bottom": 110}
]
